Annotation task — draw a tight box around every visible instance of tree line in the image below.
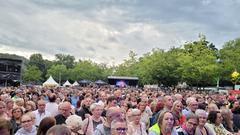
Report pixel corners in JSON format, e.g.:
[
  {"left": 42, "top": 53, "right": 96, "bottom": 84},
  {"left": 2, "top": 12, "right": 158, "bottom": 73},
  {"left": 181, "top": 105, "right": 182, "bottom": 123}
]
[{"left": 2, "top": 34, "right": 240, "bottom": 87}]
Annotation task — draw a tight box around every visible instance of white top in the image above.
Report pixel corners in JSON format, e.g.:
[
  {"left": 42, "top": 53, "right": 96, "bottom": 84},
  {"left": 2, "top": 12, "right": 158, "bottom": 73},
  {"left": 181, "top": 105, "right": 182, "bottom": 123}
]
[
  {"left": 46, "top": 102, "right": 59, "bottom": 117},
  {"left": 33, "top": 110, "right": 51, "bottom": 126}
]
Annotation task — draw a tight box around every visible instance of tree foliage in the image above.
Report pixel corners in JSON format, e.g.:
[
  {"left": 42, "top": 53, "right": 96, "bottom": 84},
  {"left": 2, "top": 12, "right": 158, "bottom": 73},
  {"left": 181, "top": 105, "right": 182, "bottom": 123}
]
[
  {"left": 55, "top": 54, "right": 75, "bottom": 69},
  {"left": 23, "top": 66, "right": 42, "bottom": 82},
  {"left": 2, "top": 34, "right": 240, "bottom": 87},
  {"left": 46, "top": 64, "right": 68, "bottom": 84}
]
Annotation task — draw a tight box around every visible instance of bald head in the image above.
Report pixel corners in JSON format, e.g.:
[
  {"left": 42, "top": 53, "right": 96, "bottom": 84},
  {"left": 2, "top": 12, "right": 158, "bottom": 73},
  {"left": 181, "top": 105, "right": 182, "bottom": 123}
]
[{"left": 59, "top": 102, "right": 72, "bottom": 118}]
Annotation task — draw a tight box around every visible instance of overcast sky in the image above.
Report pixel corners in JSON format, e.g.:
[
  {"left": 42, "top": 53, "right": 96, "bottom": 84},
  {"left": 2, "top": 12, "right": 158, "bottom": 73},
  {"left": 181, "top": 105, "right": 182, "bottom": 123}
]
[{"left": 0, "top": 0, "right": 240, "bottom": 65}]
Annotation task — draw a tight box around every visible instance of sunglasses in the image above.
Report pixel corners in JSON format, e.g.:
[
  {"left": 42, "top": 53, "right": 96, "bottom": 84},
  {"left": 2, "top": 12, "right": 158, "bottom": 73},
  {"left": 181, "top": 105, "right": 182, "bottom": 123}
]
[{"left": 112, "top": 128, "right": 128, "bottom": 132}]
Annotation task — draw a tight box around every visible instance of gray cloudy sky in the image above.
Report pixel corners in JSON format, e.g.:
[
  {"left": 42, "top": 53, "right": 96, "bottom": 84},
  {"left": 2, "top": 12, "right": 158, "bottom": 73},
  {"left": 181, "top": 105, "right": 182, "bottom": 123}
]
[{"left": 0, "top": 0, "right": 240, "bottom": 65}]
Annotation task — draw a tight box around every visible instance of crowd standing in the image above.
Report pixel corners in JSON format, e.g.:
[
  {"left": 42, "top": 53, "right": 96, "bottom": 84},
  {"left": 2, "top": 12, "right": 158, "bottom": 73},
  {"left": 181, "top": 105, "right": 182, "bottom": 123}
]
[{"left": 0, "top": 85, "right": 240, "bottom": 135}]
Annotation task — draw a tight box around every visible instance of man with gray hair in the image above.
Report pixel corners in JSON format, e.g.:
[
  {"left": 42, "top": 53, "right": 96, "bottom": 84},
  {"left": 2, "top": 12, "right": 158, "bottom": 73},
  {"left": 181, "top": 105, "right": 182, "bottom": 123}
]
[
  {"left": 94, "top": 107, "right": 124, "bottom": 135},
  {"left": 182, "top": 97, "right": 198, "bottom": 118},
  {"left": 55, "top": 102, "right": 72, "bottom": 125}
]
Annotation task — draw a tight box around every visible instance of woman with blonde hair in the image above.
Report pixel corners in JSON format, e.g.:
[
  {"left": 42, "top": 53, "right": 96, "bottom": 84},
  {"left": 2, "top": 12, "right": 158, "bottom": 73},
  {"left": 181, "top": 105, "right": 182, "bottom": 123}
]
[
  {"left": 25, "top": 101, "right": 36, "bottom": 113},
  {"left": 149, "top": 110, "right": 178, "bottom": 135},
  {"left": 171, "top": 100, "right": 186, "bottom": 126}
]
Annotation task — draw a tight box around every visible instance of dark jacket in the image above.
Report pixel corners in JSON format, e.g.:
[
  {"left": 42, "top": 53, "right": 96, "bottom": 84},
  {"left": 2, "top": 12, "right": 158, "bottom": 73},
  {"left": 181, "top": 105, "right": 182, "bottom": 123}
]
[
  {"left": 55, "top": 114, "right": 67, "bottom": 125},
  {"left": 76, "top": 105, "right": 91, "bottom": 120}
]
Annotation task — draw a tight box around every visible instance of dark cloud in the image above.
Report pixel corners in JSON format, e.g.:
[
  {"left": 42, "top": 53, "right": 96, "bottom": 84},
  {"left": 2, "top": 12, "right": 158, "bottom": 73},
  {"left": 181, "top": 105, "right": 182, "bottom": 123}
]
[{"left": 0, "top": 0, "right": 240, "bottom": 64}]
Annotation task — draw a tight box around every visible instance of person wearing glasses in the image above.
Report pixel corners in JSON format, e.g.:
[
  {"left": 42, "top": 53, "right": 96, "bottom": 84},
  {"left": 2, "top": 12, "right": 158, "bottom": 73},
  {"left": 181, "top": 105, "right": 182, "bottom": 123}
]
[
  {"left": 94, "top": 107, "right": 124, "bottom": 135},
  {"left": 55, "top": 102, "right": 72, "bottom": 125},
  {"left": 176, "top": 114, "right": 198, "bottom": 135},
  {"left": 111, "top": 118, "right": 128, "bottom": 135},
  {"left": 15, "top": 114, "right": 37, "bottom": 135}
]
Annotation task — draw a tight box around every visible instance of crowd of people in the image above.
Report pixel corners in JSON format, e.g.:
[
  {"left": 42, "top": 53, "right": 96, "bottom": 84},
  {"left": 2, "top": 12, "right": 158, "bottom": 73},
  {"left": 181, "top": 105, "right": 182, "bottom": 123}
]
[{"left": 0, "top": 85, "right": 239, "bottom": 135}]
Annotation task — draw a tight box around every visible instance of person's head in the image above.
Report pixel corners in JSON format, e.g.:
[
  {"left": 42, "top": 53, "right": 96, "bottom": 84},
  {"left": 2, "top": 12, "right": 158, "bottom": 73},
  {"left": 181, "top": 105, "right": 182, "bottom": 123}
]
[
  {"left": 21, "top": 114, "right": 33, "bottom": 131},
  {"left": 46, "top": 125, "right": 71, "bottom": 135},
  {"left": 154, "top": 100, "right": 164, "bottom": 113},
  {"left": 12, "top": 107, "right": 23, "bottom": 119},
  {"left": 186, "top": 97, "right": 198, "bottom": 112},
  {"left": 208, "top": 111, "right": 222, "bottom": 126},
  {"left": 121, "top": 101, "right": 130, "bottom": 112},
  {"left": 0, "top": 118, "right": 13, "bottom": 135},
  {"left": 26, "top": 112, "right": 36, "bottom": 125},
  {"left": 172, "top": 100, "right": 183, "bottom": 113},
  {"left": 48, "top": 94, "right": 56, "bottom": 103},
  {"left": 157, "top": 111, "right": 175, "bottom": 132},
  {"left": 196, "top": 96, "right": 205, "bottom": 104},
  {"left": 174, "top": 94, "right": 183, "bottom": 102},
  {"left": 106, "top": 107, "right": 124, "bottom": 125},
  {"left": 130, "top": 109, "right": 141, "bottom": 124},
  {"left": 83, "top": 95, "right": 92, "bottom": 108},
  {"left": 163, "top": 95, "right": 173, "bottom": 110},
  {"left": 138, "top": 101, "right": 146, "bottom": 112},
  {"left": 111, "top": 118, "right": 128, "bottom": 135},
  {"left": 232, "top": 100, "right": 239, "bottom": 108},
  {"left": 15, "top": 98, "right": 24, "bottom": 107},
  {"left": 107, "top": 96, "right": 117, "bottom": 107},
  {"left": 26, "top": 101, "right": 36, "bottom": 112},
  {"left": 65, "top": 115, "right": 83, "bottom": 133},
  {"left": 90, "top": 103, "right": 104, "bottom": 118},
  {"left": 37, "top": 117, "right": 56, "bottom": 135},
  {"left": 59, "top": 102, "right": 72, "bottom": 118},
  {"left": 99, "top": 91, "right": 107, "bottom": 101},
  {"left": 0, "top": 101, "right": 6, "bottom": 114},
  {"left": 114, "top": 90, "right": 121, "bottom": 98},
  {"left": 195, "top": 109, "right": 208, "bottom": 127},
  {"left": 220, "top": 108, "right": 233, "bottom": 128},
  {"left": 4, "top": 98, "right": 14, "bottom": 110},
  {"left": 207, "top": 103, "right": 219, "bottom": 112},
  {"left": 37, "top": 100, "right": 46, "bottom": 113},
  {"left": 185, "top": 114, "right": 198, "bottom": 134}
]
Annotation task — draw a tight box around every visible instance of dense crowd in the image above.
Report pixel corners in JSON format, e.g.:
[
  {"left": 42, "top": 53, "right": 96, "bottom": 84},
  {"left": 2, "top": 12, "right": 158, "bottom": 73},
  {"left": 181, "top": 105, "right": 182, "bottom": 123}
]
[{"left": 0, "top": 85, "right": 240, "bottom": 135}]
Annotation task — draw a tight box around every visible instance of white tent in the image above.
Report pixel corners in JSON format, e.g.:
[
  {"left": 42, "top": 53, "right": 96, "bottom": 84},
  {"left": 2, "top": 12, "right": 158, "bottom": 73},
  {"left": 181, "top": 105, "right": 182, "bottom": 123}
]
[
  {"left": 43, "top": 76, "right": 59, "bottom": 87},
  {"left": 72, "top": 81, "right": 79, "bottom": 86},
  {"left": 63, "top": 80, "right": 72, "bottom": 87}
]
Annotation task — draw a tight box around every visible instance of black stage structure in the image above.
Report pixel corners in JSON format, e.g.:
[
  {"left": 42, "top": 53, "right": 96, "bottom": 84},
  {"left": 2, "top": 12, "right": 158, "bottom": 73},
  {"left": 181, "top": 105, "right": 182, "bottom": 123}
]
[{"left": 0, "top": 58, "right": 22, "bottom": 86}]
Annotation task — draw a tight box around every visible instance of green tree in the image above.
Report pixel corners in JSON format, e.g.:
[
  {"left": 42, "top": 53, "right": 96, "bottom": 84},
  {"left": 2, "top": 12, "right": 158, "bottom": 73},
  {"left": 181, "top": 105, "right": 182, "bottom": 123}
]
[
  {"left": 114, "top": 51, "right": 138, "bottom": 76},
  {"left": 29, "top": 53, "right": 46, "bottom": 79},
  {"left": 70, "top": 60, "right": 105, "bottom": 81},
  {"left": 178, "top": 35, "right": 218, "bottom": 87},
  {"left": 55, "top": 54, "right": 75, "bottom": 69},
  {"left": 220, "top": 38, "right": 240, "bottom": 83},
  {"left": 46, "top": 64, "right": 68, "bottom": 84},
  {"left": 23, "top": 66, "right": 42, "bottom": 82}
]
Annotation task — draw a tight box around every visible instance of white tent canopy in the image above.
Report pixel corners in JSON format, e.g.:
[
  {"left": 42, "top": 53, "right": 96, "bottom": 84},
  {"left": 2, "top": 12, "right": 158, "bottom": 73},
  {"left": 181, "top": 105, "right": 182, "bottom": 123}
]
[
  {"left": 43, "top": 76, "right": 59, "bottom": 87},
  {"left": 63, "top": 80, "right": 72, "bottom": 87},
  {"left": 72, "top": 81, "right": 79, "bottom": 86}
]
